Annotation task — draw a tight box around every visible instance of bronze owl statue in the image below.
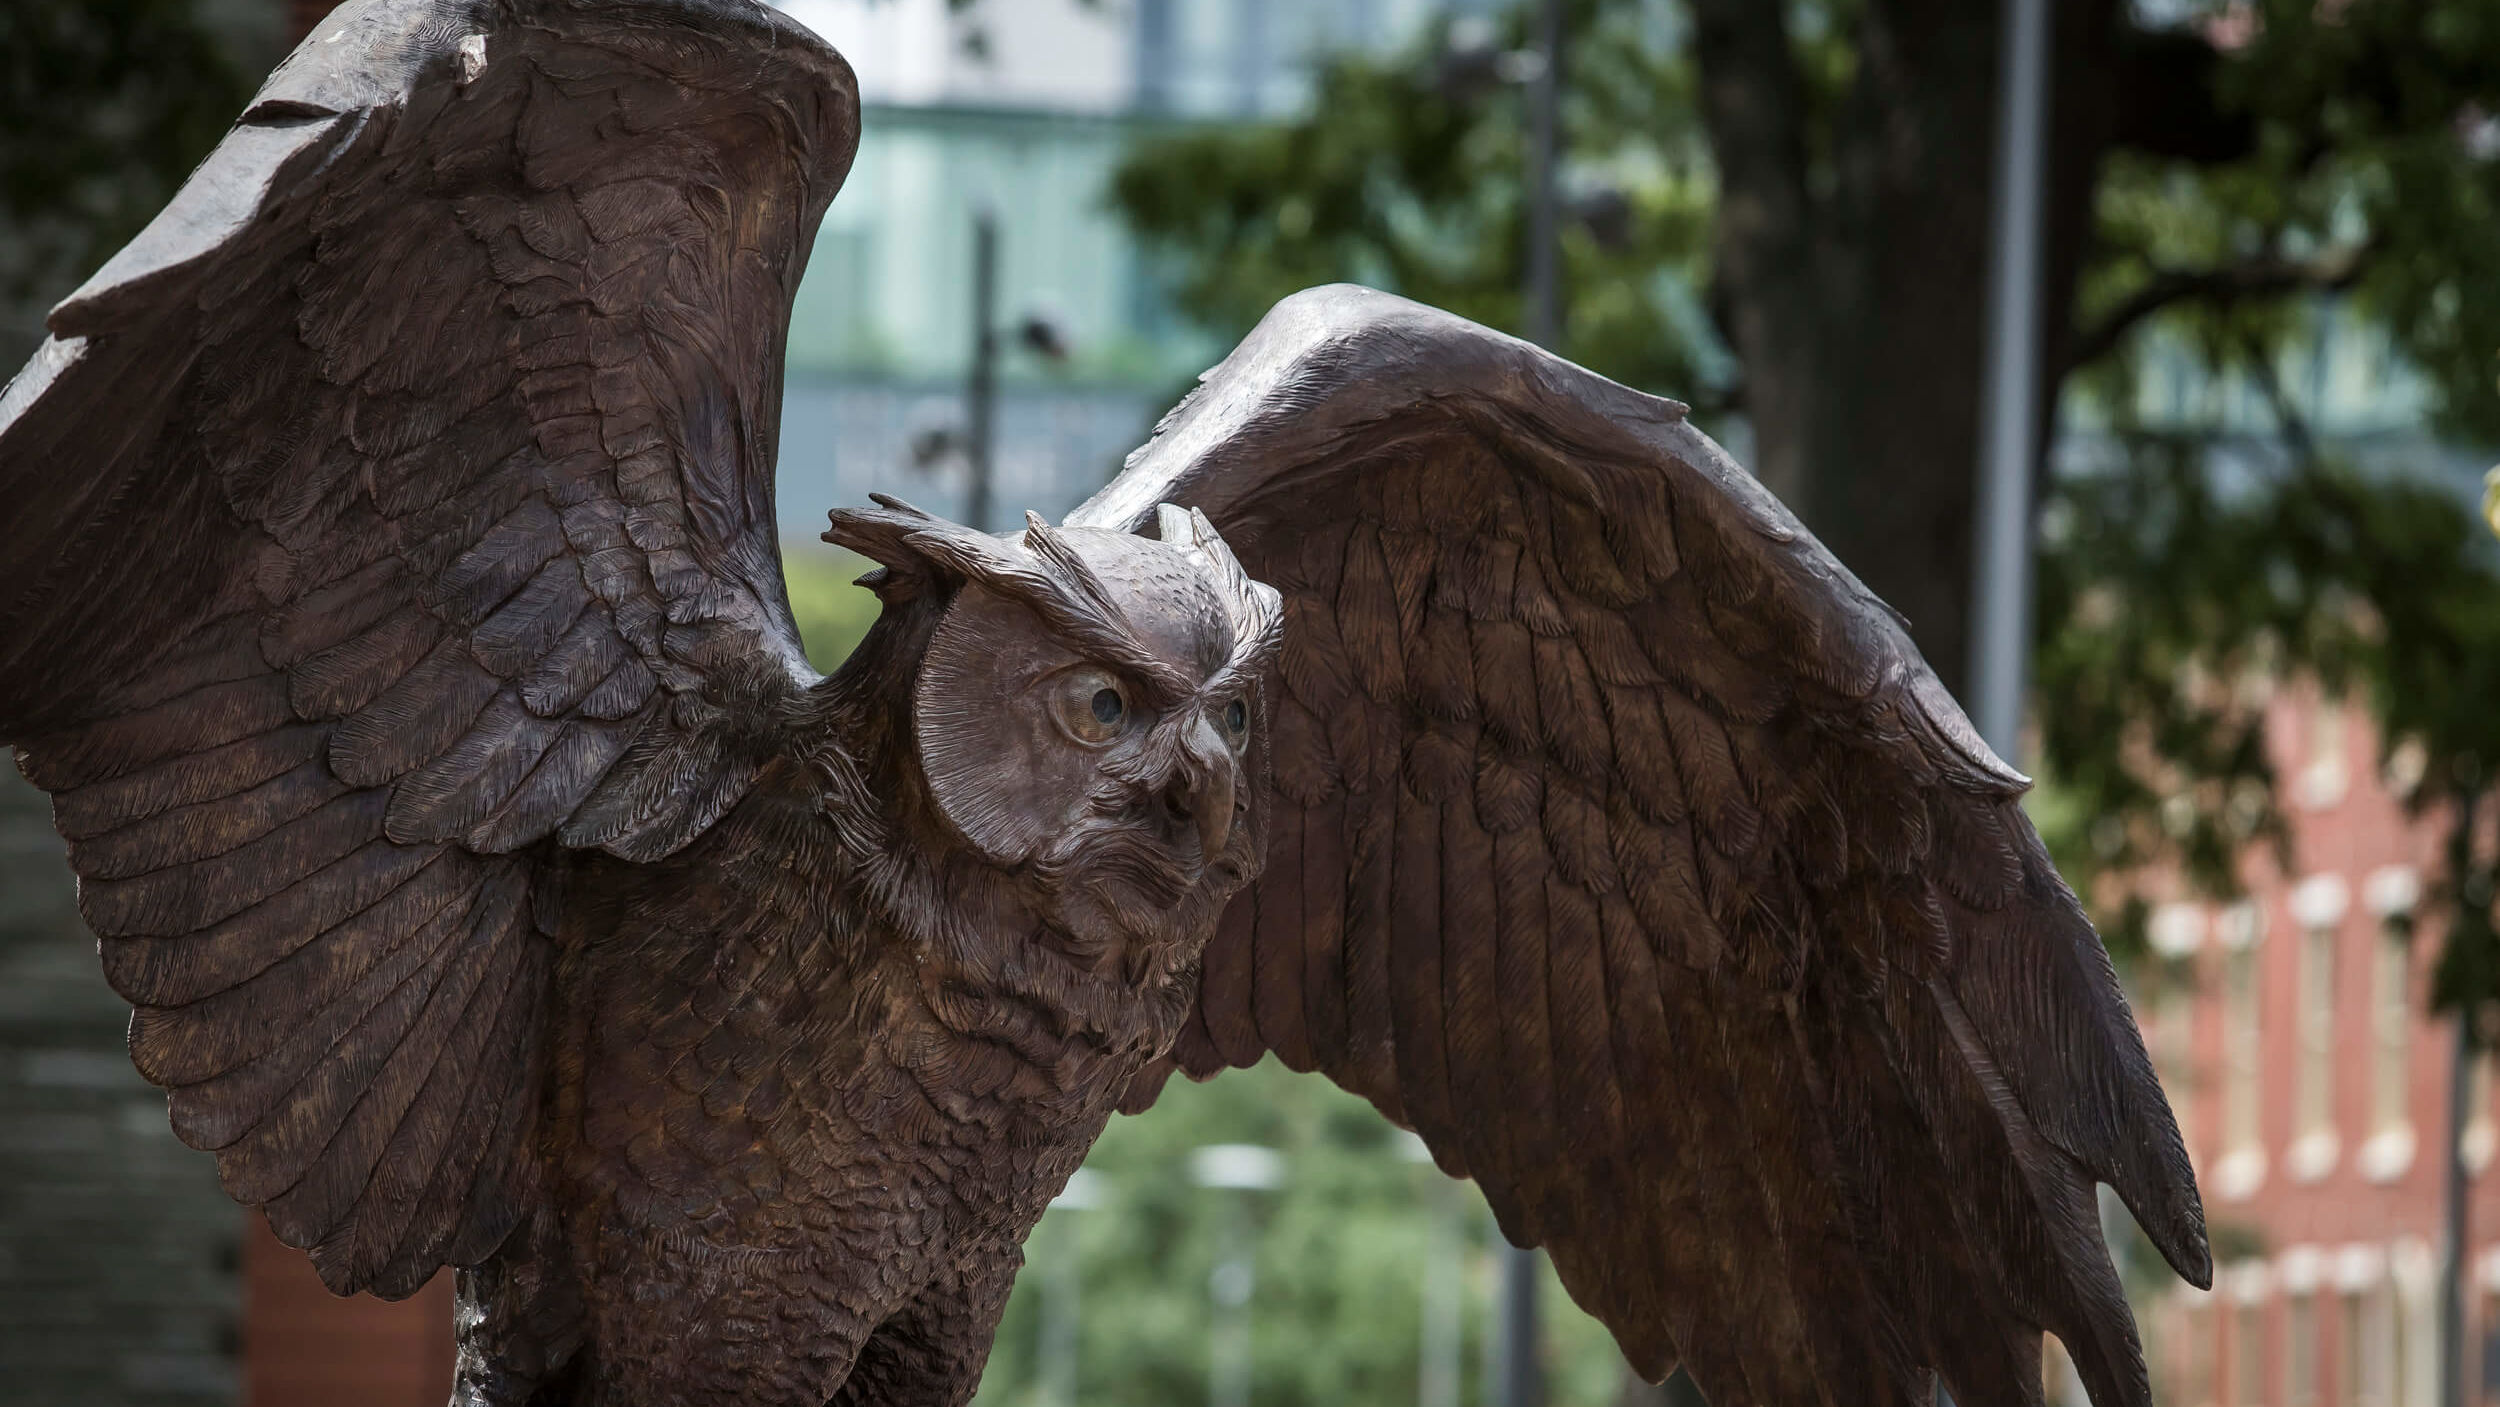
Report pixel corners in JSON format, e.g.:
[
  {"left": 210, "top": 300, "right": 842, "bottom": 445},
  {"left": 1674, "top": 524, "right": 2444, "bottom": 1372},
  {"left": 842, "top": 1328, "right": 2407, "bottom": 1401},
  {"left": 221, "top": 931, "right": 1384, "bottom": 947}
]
[{"left": 0, "top": 1, "right": 2209, "bottom": 1404}]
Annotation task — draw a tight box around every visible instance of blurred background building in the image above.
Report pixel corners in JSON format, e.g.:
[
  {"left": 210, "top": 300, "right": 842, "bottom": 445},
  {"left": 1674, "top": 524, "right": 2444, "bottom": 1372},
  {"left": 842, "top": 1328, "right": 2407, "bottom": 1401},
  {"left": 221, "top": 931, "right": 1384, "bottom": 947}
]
[
  {"left": 2137, "top": 693, "right": 2500, "bottom": 1407},
  {"left": 761, "top": 0, "right": 1507, "bottom": 529}
]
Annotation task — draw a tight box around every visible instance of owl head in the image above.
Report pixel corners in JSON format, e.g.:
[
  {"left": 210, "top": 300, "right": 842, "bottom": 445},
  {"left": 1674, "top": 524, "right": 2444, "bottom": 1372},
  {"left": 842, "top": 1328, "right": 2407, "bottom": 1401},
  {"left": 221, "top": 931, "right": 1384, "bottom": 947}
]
[{"left": 825, "top": 497, "right": 1284, "bottom": 959}]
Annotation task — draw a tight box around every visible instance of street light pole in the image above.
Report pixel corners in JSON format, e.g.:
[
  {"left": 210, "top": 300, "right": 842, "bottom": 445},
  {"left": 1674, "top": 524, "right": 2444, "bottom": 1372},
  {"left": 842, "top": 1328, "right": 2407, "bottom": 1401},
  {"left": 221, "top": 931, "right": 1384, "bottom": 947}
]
[
  {"left": 1968, "top": 0, "right": 2051, "bottom": 764},
  {"left": 1192, "top": 1145, "right": 1283, "bottom": 1407},
  {"left": 1523, "top": 0, "right": 1564, "bottom": 353},
  {"left": 965, "top": 210, "right": 1000, "bottom": 534},
  {"left": 1946, "top": 7, "right": 2054, "bottom": 1405},
  {"left": 1494, "top": 1244, "right": 1543, "bottom": 1407}
]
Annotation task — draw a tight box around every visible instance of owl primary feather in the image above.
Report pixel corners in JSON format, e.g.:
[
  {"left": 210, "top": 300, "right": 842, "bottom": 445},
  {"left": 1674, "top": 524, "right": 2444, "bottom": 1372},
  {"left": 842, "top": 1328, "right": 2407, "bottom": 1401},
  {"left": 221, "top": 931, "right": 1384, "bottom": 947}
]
[{"left": 0, "top": 2, "right": 2209, "bottom": 1404}]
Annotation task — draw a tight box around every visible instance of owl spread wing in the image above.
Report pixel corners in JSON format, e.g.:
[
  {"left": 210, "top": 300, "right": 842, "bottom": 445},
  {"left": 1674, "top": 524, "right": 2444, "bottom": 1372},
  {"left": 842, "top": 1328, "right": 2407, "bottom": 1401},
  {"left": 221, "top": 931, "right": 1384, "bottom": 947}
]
[
  {"left": 0, "top": 0, "right": 855, "bottom": 1296},
  {"left": 1075, "top": 287, "right": 2210, "bottom": 1407}
]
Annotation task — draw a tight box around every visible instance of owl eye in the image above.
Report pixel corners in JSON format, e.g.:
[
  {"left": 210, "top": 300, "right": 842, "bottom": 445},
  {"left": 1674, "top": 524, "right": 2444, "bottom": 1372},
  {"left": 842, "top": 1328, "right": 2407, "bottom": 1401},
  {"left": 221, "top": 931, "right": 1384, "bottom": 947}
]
[
  {"left": 1222, "top": 698, "right": 1248, "bottom": 739},
  {"left": 1050, "top": 667, "right": 1129, "bottom": 745}
]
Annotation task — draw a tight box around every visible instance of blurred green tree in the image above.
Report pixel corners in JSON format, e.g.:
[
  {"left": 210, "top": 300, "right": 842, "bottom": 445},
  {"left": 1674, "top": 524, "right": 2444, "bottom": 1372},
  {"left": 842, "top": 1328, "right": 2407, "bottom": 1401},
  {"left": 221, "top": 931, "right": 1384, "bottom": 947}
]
[
  {"left": 0, "top": 0, "right": 264, "bottom": 348},
  {"left": 1110, "top": 0, "right": 2500, "bottom": 999},
  {"left": 968, "top": 1058, "right": 1634, "bottom": 1407},
  {"left": 783, "top": 547, "right": 887, "bottom": 674}
]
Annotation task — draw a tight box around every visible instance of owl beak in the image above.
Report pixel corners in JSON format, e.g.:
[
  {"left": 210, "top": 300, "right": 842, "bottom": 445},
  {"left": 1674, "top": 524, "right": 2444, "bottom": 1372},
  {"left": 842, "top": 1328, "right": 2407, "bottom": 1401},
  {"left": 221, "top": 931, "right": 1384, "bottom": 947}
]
[{"left": 1167, "top": 714, "right": 1238, "bottom": 865}]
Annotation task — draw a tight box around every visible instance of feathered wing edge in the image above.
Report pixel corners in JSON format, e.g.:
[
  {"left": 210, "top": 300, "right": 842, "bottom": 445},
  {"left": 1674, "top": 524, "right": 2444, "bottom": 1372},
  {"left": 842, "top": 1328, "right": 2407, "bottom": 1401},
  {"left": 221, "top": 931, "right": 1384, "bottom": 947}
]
[
  {"left": 1077, "top": 286, "right": 2209, "bottom": 1406},
  {"left": 0, "top": 0, "right": 857, "bottom": 1294}
]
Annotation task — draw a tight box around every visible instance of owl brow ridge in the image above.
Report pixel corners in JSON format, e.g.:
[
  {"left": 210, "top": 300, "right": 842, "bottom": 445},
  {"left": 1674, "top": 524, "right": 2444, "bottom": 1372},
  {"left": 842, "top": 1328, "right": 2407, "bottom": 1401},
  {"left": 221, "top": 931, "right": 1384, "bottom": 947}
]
[
  {"left": 1017, "top": 513, "right": 1158, "bottom": 659},
  {"left": 828, "top": 496, "right": 1195, "bottom": 703},
  {"left": 919, "top": 529, "right": 1197, "bottom": 703},
  {"left": 1162, "top": 504, "right": 1284, "bottom": 693}
]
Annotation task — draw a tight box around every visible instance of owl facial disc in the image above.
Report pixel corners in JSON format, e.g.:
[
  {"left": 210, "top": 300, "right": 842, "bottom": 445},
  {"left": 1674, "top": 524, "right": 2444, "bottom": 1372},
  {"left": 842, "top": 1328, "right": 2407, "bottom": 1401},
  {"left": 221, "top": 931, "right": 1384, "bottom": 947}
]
[{"left": 909, "top": 516, "right": 1278, "bottom": 892}]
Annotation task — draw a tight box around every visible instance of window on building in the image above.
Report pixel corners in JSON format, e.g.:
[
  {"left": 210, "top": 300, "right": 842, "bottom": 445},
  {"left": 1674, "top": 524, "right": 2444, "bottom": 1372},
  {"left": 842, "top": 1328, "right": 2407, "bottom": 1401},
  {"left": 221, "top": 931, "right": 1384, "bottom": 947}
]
[
  {"left": 2288, "top": 1294, "right": 2319, "bottom": 1407},
  {"left": 2184, "top": 1302, "right": 2217, "bottom": 1407},
  {"left": 2237, "top": 1302, "right": 2269, "bottom": 1406},
  {"left": 2341, "top": 1280, "right": 2409, "bottom": 1407},
  {"left": 2300, "top": 699, "right": 2350, "bottom": 808},
  {"left": 2384, "top": 1279, "right": 2410, "bottom": 1407},
  {"left": 2222, "top": 905, "right": 2265, "bottom": 1164},
  {"left": 2468, "top": 1048, "right": 2498, "bottom": 1174},
  {"left": 2296, "top": 919, "right": 2337, "bottom": 1142},
  {"left": 2376, "top": 916, "right": 2414, "bottom": 1139},
  {"left": 2385, "top": 736, "right": 2430, "bottom": 799}
]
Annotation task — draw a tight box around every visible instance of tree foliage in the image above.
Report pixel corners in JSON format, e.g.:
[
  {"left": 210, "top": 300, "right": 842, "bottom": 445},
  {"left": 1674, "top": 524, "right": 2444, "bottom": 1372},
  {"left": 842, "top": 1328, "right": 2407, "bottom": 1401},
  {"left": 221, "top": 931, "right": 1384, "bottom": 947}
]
[
  {"left": 2043, "top": 0, "right": 2500, "bottom": 997},
  {"left": 2030, "top": 443, "right": 2500, "bottom": 988},
  {"left": 971, "top": 1059, "right": 1634, "bottom": 1407},
  {"left": 1111, "top": 0, "right": 1725, "bottom": 410},
  {"left": 0, "top": 0, "right": 257, "bottom": 335}
]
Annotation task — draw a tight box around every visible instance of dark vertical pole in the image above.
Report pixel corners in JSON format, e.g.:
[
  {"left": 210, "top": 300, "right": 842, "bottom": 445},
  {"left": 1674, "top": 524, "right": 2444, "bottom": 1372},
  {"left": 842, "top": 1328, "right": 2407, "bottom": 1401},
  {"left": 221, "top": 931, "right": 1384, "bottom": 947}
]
[
  {"left": 1522, "top": 0, "right": 1564, "bottom": 353},
  {"left": 2443, "top": 1019, "right": 2474, "bottom": 1407},
  {"left": 1235, "top": 0, "right": 1270, "bottom": 116},
  {"left": 1134, "top": 0, "right": 1174, "bottom": 113},
  {"left": 1500, "top": 6, "right": 1565, "bottom": 1403},
  {"left": 1495, "top": 1241, "right": 1543, "bottom": 1407},
  {"left": 1968, "top": 0, "right": 2050, "bottom": 762},
  {"left": 965, "top": 211, "right": 999, "bottom": 535}
]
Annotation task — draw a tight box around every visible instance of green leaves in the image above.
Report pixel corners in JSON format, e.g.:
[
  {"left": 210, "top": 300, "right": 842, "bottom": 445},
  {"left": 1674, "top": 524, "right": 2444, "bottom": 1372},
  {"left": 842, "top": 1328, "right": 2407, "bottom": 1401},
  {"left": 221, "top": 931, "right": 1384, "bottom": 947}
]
[
  {"left": 782, "top": 547, "right": 885, "bottom": 673},
  {"left": 2044, "top": 1, "right": 2500, "bottom": 1010},
  {"left": 2083, "top": 0, "right": 2500, "bottom": 442},
  {"left": 1107, "top": 0, "right": 1728, "bottom": 411},
  {"left": 972, "top": 1058, "right": 1635, "bottom": 1407},
  {"left": 2033, "top": 440, "right": 2500, "bottom": 997},
  {"left": 0, "top": 0, "right": 255, "bottom": 320}
]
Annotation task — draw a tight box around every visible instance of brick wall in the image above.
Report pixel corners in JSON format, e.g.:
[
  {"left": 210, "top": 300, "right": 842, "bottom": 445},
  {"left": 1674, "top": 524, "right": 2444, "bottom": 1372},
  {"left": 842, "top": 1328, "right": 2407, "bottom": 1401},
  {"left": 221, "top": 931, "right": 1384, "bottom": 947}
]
[
  {"left": 2142, "top": 686, "right": 2498, "bottom": 1407},
  {"left": 243, "top": 1221, "right": 453, "bottom": 1407}
]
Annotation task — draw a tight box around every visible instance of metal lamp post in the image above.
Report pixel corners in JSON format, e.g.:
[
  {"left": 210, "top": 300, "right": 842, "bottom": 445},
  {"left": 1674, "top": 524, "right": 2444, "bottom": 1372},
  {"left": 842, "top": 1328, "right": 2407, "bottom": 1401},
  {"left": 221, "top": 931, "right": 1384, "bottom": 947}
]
[
  {"left": 1968, "top": 0, "right": 2050, "bottom": 767},
  {"left": 925, "top": 211, "right": 1066, "bottom": 530},
  {"left": 1394, "top": 1132, "right": 1465, "bottom": 1407},
  {"left": 1193, "top": 1144, "right": 1284, "bottom": 1407},
  {"left": 964, "top": 210, "right": 1000, "bottom": 534},
  {"left": 1963, "top": 2, "right": 2051, "bottom": 1404}
]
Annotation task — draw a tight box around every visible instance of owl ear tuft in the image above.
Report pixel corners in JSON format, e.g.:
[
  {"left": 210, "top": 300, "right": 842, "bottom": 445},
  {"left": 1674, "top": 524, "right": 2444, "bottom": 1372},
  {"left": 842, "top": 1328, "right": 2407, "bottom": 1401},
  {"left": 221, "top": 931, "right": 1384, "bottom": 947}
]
[
  {"left": 827, "top": 497, "right": 1200, "bottom": 698},
  {"left": 1157, "top": 502, "right": 1283, "bottom": 670},
  {"left": 824, "top": 495, "right": 1007, "bottom": 601}
]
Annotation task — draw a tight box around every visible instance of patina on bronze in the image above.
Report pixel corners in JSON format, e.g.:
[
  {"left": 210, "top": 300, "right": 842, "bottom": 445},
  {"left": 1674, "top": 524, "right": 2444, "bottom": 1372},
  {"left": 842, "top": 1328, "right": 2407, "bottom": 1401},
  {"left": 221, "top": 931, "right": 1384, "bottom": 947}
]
[{"left": 0, "top": 2, "right": 2210, "bottom": 1404}]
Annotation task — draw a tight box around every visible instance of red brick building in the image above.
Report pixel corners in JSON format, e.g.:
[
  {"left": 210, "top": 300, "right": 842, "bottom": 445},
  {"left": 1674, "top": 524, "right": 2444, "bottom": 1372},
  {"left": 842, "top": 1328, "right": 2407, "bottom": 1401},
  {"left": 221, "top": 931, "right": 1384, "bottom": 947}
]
[
  {"left": 2140, "top": 688, "right": 2495, "bottom": 1407},
  {"left": 243, "top": 1219, "right": 452, "bottom": 1407}
]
